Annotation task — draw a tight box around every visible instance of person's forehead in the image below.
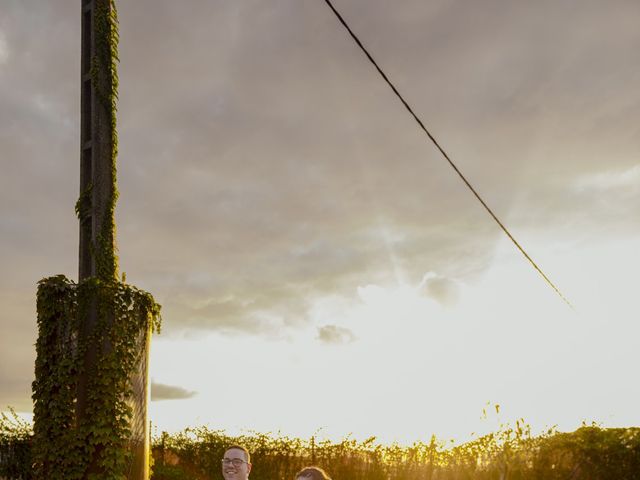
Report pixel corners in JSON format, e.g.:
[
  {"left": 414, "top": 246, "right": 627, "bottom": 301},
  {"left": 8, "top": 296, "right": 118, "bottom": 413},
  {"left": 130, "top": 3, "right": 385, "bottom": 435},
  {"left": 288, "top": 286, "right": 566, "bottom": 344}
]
[{"left": 224, "top": 448, "right": 247, "bottom": 460}]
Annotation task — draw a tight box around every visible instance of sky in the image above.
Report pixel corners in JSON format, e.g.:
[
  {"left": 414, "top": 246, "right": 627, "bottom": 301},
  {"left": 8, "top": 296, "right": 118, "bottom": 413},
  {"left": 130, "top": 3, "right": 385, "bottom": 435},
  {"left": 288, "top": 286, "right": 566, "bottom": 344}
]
[{"left": 1, "top": 0, "right": 639, "bottom": 445}]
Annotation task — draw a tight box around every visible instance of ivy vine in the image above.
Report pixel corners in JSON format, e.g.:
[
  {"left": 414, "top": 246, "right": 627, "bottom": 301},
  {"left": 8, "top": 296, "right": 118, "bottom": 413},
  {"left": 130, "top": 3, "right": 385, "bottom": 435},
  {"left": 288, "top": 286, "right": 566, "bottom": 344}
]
[
  {"left": 75, "top": 183, "right": 94, "bottom": 220},
  {"left": 84, "top": 0, "right": 120, "bottom": 281},
  {"left": 32, "top": 275, "right": 161, "bottom": 480}
]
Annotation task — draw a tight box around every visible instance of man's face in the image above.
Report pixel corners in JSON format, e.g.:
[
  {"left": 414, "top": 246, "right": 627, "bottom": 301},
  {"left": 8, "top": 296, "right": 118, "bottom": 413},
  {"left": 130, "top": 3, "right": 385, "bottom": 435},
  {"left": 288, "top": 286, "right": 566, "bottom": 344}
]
[{"left": 222, "top": 448, "right": 251, "bottom": 480}]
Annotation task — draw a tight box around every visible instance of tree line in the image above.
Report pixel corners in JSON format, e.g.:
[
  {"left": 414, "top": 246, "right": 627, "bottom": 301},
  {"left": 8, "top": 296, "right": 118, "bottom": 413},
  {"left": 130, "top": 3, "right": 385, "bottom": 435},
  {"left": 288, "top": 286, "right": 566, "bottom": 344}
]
[{"left": 2, "top": 409, "right": 640, "bottom": 480}]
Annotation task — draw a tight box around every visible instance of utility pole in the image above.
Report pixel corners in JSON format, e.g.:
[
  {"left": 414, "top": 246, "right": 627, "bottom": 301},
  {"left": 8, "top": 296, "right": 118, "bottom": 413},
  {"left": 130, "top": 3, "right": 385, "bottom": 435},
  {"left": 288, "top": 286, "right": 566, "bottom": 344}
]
[
  {"left": 32, "top": 6, "right": 155, "bottom": 477},
  {"left": 76, "top": 0, "right": 116, "bottom": 434},
  {"left": 77, "top": 1, "right": 150, "bottom": 478},
  {"left": 79, "top": 0, "right": 117, "bottom": 282}
]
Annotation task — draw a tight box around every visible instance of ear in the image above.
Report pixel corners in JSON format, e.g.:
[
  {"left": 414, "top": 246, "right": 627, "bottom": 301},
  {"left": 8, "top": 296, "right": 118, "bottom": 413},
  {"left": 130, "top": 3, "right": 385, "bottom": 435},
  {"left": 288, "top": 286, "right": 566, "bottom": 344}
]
[{"left": 247, "top": 463, "right": 252, "bottom": 475}]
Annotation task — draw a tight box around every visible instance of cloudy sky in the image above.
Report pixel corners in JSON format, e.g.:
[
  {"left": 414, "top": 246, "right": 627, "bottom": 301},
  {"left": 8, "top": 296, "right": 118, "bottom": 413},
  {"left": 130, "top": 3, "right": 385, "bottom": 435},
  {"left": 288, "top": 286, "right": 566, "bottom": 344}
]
[{"left": 1, "top": 0, "right": 639, "bottom": 444}]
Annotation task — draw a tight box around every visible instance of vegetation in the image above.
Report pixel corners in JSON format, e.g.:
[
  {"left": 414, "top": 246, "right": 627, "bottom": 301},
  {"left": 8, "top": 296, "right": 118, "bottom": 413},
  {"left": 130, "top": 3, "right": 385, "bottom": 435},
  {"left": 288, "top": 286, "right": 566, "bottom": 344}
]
[
  {"left": 3, "top": 412, "right": 640, "bottom": 480},
  {"left": 89, "top": 0, "right": 120, "bottom": 281},
  {"left": 31, "top": 275, "right": 160, "bottom": 480},
  {"left": 0, "top": 408, "right": 32, "bottom": 479},
  {"left": 149, "top": 422, "right": 640, "bottom": 480}
]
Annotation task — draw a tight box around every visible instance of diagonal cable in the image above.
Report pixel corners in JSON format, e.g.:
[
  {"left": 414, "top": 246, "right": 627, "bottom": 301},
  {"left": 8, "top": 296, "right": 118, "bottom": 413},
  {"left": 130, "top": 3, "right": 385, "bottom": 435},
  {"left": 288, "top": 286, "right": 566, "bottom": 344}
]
[{"left": 323, "top": 0, "right": 573, "bottom": 309}]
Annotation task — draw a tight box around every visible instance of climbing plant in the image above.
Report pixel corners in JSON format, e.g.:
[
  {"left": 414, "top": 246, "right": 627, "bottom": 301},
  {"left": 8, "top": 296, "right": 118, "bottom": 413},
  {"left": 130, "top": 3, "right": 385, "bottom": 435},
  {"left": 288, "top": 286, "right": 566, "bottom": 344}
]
[
  {"left": 74, "top": 0, "right": 121, "bottom": 281},
  {"left": 91, "top": 0, "right": 120, "bottom": 281},
  {"left": 32, "top": 276, "right": 161, "bottom": 480}
]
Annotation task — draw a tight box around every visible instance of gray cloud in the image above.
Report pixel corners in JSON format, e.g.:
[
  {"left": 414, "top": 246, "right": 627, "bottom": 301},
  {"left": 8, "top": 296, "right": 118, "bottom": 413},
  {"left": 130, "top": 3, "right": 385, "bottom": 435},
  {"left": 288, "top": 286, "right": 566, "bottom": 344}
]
[
  {"left": 151, "top": 382, "right": 197, "bottom": 401},
  {"left": 0, "top": 30, "right": 8, "bottom": 64},
  {"left": 0, "top": 292, "right": 38, "bottom": 411},
  {"left": 163, "top": 285, "right": 312, "bottom": 336},
  {"left": 0, "top": 376, "right": 33, "bottom": 412},
  {"left": 1, "top": 0, "right": 639, "bottom": 412},
  {"left": 316, "top": 325, "right": 357, "bottom": 345},
  {"left": 421, "top": 274, "right": 460, "bottom": 307}
]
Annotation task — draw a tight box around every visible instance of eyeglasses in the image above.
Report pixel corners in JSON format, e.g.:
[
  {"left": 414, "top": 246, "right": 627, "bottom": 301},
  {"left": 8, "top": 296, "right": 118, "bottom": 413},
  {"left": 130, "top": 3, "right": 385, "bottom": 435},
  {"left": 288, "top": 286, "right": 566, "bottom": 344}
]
[{"left": 222, "top": 458, "right": 249, "bottom": 467}]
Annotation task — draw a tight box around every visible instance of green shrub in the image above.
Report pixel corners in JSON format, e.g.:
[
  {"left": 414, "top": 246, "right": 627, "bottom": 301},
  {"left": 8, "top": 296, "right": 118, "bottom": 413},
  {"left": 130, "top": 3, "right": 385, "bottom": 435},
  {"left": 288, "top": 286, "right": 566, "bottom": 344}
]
[{"left": 0, "top": 408, "right": 33, "bottom": 479}]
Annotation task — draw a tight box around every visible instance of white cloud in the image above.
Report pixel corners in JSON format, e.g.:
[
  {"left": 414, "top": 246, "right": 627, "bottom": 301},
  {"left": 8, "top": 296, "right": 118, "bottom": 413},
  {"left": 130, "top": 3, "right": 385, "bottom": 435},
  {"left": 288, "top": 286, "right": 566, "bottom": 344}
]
[{"left": 573, "top": 164, "right": 640, "bottom": 192}]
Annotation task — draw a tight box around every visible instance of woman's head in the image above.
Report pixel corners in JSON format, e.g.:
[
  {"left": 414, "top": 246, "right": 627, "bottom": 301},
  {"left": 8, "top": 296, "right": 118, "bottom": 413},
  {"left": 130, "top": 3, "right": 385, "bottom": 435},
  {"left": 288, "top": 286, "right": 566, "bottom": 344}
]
[{"left": 295, "top": 466, "right": 331, "bottom": 480}]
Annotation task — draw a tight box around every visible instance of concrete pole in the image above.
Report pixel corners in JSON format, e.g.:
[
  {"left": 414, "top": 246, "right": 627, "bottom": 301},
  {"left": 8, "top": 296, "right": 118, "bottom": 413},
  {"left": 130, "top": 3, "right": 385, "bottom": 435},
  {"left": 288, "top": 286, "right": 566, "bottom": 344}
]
[
  {"left": 77, "top": 2, "right": 148, "bottom": 479},
  {"left": 79, "top": 0, "right": 118, "bottom": 282},
  {"left": 77, "top": 2, "right": 117, "bottom": 476}
]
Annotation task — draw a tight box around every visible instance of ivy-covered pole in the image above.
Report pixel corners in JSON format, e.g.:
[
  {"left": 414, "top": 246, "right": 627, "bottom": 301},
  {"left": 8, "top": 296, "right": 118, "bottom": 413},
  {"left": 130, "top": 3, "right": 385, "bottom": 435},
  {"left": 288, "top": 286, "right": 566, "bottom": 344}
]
[
  {"left": 31, "top": 1, "right": 160, "bottom": 479},
  {"left": 76, "top": 1, "right": 153, "bottom": 479},
  {"left": 78, "top": 0, "right": 119, "bottom": 282},
  {"left": 76, "top": 0, "right": 120, "bottom": 445}
]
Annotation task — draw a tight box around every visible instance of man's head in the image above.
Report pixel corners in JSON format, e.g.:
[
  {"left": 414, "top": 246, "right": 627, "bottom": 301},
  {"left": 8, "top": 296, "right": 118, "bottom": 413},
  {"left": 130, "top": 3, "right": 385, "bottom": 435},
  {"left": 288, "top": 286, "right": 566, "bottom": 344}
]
[{"left": 221, "top": 445, "right": 251, "bottom": 480}]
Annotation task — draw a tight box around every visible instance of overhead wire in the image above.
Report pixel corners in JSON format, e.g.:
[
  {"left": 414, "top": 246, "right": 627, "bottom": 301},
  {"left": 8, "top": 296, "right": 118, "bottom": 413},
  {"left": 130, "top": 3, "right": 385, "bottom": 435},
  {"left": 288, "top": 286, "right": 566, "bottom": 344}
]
[{"left": 322, "top": 0, "right": 573, "bottom": 309}]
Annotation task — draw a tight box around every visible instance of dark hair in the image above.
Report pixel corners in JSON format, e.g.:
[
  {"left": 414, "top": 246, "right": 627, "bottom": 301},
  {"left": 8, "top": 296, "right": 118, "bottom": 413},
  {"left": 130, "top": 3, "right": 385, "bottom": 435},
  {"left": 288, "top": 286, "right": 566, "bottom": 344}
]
[
  {"left": 296, "top": 466, "right": 331, "bottom": 480},
  {"left": 224, "top": 445, "right": 251, "bottom": 464}
]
